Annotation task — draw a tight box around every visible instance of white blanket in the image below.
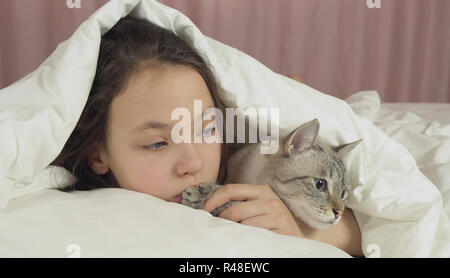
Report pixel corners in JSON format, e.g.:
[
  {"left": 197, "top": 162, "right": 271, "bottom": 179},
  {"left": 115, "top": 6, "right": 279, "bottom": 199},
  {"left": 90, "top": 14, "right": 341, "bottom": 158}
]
[
  {"left": 0, "top": 0, "right": 449, "bottom": 257},
  {"left": 347, "top": 91, "right": 450, "bottom": 219}
]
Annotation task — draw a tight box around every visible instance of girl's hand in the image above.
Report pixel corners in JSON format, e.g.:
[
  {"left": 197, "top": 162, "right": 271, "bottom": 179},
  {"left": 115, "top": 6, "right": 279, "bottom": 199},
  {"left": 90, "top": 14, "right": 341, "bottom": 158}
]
[{"left": 202, "top": 183, "right": 304, "bottom": 238}]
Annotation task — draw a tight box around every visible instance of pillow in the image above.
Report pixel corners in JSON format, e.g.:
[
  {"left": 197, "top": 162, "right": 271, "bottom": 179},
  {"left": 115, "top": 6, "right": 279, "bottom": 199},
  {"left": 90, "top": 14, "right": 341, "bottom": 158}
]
[
  {"left": 0, "top": 0, "right": 448, "bottom": 257},
  {"left": 0, "top": 188, "right": 350, "bottom": 257}
]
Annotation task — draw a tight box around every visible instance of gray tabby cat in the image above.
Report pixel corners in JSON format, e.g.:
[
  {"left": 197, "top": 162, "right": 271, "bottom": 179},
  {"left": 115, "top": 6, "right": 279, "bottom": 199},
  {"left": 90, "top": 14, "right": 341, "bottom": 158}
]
[{"left": 182, "top": 119, "right": 361, "bottom": 229}]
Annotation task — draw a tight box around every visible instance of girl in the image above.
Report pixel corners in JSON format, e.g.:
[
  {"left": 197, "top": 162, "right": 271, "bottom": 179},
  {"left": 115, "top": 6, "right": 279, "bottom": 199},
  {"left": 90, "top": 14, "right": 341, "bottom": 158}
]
[{"left": 52, "top": 16, "right": 363, "bottom": 257}]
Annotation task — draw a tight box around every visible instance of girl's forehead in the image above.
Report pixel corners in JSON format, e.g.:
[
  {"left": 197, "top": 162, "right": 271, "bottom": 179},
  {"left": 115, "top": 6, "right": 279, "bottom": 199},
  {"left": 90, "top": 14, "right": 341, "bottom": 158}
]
[
  {"left": 123, "top": 66, "right": 212, "bottom": 103},
  {"left": 109, "top": 65, "right": 215, "bottom": 127}
]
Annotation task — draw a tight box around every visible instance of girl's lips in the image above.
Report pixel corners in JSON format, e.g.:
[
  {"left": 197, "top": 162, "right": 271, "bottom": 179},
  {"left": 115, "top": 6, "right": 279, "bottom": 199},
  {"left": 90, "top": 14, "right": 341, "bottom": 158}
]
[
  {"left": 175, "top": 183, "right": 202, "bottom": 204},
  {"left": 174, "top": 193, "right": 182, "bottom": 204}
]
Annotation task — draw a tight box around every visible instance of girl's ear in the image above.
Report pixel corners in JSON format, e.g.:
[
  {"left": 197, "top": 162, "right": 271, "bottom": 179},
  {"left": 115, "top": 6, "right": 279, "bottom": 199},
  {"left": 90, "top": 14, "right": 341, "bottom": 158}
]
[{"left": 87, "top": 144, "right": 110, "bottom": 175}]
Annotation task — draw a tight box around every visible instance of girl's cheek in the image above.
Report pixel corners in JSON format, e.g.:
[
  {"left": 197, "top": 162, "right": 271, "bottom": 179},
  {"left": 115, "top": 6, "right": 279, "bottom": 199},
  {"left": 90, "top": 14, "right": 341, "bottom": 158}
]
[
  {"left": 133, "top": 156, "right": 170, "bottom": 195},
  {"left": 203, "top": 142, "right": 221, "bottom": 169}
]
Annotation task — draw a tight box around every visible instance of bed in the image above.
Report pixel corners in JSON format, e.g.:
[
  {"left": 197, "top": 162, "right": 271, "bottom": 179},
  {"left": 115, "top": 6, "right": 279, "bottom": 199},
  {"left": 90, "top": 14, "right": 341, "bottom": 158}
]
[
  {"left": 1, "top": 91, "right": 448, "bottom": 258},
  {"left": 1, "top": 90, "right": 448, "bottom": 258},
  {"left": 346, "top": 91, "right": 450, "bottom": 218},
  {"left": 0, "top": 0, "right": 449, "bottom": 258}
]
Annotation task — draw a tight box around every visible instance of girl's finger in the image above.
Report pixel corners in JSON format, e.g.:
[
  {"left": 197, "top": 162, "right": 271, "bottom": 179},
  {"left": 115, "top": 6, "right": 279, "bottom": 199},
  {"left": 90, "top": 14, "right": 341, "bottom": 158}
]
[
  {"left": 203, "top": 183, "right": 272, "bottom": 212},
  {"left": 225, "top": 203, "right": 302, "bottom": 237},
  {"left": 218, "top": 199, "right": 268, "bottom": 222},
  {"left": 239, "top": 214, "right": 276, "bottom": 230}
]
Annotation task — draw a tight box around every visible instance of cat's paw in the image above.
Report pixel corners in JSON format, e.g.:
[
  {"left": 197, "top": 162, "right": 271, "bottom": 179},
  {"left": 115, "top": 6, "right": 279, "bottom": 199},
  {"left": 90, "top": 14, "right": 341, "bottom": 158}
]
[
  {"left": 181, "top": 182, "right": 220, "bottom": 210},
  {"left": 181, "top": 182, "right": 239, "bottom": 217}
]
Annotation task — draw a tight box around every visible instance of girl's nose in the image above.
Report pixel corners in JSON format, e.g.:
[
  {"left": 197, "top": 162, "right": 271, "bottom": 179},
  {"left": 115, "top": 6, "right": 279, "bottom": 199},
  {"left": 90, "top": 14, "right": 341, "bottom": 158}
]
[{"left": 176, "top": 143, "right": 204, "bottom": 176}]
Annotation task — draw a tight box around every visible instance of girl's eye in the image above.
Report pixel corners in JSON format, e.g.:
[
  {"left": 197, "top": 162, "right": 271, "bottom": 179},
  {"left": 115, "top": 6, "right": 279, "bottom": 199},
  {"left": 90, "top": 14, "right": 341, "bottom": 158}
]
[
  {"left": 314, "top": 179, "right": 328, "bottom": 192},
  {"left": 203, "top": 127, "right": 216, "bottom": 136},
  {"left": 143, "top": 142, "right": 167, "bottom": 151}
]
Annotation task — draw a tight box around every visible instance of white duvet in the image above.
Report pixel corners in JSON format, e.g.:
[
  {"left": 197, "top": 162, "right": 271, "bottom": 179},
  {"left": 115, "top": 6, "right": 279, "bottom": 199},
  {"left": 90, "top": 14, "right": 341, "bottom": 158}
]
[
  {"left": 346, "top": 91, "right": 450, "bottom": 219},
  {"left": 0, "top": 0, "right": 449, "bottom": 257}
]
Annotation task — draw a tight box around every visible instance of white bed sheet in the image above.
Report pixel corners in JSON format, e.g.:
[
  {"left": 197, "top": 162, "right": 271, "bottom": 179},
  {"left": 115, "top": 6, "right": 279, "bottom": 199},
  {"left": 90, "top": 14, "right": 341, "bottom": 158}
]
[
  {"left": 381, "top": 103, "right": 450, "bottom": 125},
  {"left": 347, "top": 91, "right": 450, "bottom": 219}
]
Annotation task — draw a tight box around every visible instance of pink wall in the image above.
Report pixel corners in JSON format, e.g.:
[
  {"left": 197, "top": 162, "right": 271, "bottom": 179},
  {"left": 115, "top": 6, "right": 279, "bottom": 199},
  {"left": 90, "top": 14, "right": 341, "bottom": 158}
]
[
  {"left": 0, "top": 0, "right": 109, "bottom": 90},
  {"left": 1, "top": 0, "right": 449, "bottom": 102}
]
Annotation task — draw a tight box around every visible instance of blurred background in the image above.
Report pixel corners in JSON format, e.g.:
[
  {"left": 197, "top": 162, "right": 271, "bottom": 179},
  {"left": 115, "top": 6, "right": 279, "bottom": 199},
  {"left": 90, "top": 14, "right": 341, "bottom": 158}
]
[{"left": 0, "top": 0, "right": 449, "bottom": 102}]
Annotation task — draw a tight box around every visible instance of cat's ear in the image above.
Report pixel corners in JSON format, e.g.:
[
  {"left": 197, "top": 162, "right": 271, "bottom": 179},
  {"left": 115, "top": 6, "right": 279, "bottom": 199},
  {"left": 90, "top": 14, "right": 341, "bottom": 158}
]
[
  {"left": 335, "top": 139, "right": 362, "bottom": 159},
  {"left": 284, "top": 119, "right": 320, "bottom": 156}
]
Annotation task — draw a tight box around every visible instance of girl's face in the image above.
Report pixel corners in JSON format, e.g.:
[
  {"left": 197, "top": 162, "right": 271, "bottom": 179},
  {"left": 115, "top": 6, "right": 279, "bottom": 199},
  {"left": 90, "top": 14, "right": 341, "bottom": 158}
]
[{"left": 89, "top": 64, "right": 222, "bottom": 203}]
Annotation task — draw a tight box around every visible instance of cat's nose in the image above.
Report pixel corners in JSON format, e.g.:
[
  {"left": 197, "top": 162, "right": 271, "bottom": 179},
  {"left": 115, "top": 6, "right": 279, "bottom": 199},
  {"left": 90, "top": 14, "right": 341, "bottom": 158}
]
[{"left": 332, "top": 208, "right": 343, "bottom": 219}]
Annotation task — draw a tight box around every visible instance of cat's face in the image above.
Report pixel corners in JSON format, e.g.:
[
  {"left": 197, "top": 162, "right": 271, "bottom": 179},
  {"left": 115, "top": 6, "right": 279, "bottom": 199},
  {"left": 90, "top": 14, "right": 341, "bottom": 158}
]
[{"left": 262, "top": 119, "right": 360, "bottom": 229}]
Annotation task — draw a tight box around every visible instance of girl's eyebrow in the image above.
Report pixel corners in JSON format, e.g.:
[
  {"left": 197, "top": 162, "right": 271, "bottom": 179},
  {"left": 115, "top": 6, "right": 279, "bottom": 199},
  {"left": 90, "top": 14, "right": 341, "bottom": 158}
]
[
  {"left": 132, "top": 121, "right": 171, "bottom": 133},
  {"left": 132, "top": 104, "right": 216, "bottom": 133}
]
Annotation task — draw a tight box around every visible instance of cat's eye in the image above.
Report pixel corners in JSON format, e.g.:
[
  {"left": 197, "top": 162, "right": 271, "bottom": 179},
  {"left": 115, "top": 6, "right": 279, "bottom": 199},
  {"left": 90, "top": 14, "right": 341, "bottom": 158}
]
[
  {"left": 341, "top": 190, "right": 346, "bottom": 199},
  {"left": 315, "top": 179, "right": 328, "bottom": 192}
]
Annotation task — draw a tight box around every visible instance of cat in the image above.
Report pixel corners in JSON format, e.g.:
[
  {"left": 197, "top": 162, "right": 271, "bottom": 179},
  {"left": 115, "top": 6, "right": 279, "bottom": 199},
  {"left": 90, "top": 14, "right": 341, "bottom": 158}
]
[{"left": 181, "top": 118, "right": 361, "bottom": 230}]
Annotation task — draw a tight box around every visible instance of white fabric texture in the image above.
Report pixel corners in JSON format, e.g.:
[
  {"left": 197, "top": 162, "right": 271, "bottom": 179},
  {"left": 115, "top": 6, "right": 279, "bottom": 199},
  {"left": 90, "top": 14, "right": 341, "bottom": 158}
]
[
  {"left": 1, "top": 188, "right": 351, "bottom": 258},
  {"left": 0, "top": 0, "right": 449, "bottom": 257},
  {"left": 347, "top": 91, "right": 450, "bottom": 220}
]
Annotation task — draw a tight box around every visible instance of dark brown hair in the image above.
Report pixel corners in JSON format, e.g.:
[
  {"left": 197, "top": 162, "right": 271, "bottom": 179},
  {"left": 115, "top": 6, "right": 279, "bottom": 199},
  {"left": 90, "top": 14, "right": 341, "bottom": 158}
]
[{"left": 52, "top": 16, "right": 229, "bottom": 191}]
